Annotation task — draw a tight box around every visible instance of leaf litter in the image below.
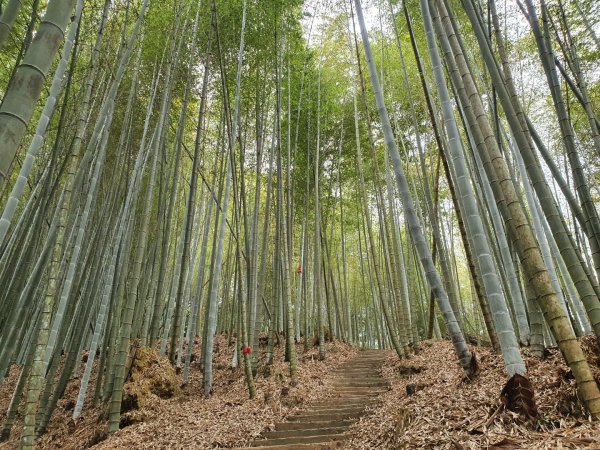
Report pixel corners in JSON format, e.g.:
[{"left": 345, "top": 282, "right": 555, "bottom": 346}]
[
  {"left": 1, "top": 337, "right": 599, "bottom": 449},
  {"left": 0, "top": 335, "right": 357, "bottom": 449},
  {"left": 345, "top": 337, "right": 600, "bottom": 449}
]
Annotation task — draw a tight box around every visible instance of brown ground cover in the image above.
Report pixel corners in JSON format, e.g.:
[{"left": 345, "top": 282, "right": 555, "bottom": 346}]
[
  {"left": 347, "top": 337, "right": 600, "bottom": 449},
  {"left": 2, "top": 336, "right": 599, "bottom": 449},
  {"left": 0, "top": 336, "right": 356, "bottom": 450}
]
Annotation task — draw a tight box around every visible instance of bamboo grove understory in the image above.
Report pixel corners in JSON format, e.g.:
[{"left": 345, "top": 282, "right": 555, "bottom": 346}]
[{"left": 0, "top": 0, "right": 599, "bottom": 446}]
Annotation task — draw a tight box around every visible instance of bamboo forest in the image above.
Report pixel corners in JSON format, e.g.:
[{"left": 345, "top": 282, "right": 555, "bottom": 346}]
[{"left": 0, "top": 0, "right": 599, "bottom": 447}]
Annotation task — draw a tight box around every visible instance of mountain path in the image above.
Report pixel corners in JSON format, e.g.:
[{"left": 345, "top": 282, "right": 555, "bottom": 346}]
[{"left": 234, "top": 349, "right": 390, "bottom": 450}]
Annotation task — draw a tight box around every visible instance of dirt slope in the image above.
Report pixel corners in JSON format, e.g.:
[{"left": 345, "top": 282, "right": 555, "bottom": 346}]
[{"left": 2, "top": 337, "right": 599, "bottom": 449}]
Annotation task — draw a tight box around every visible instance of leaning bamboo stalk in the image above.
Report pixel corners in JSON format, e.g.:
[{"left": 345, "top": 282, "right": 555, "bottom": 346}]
[
  {"left": 353, "top": 0, "right": 472, "bottom": 371},
  {"left": 0, "top": 0, "right": 77, "bottom": 189},
  {"left": 436, "top": 0, "right": 600, "bottom": 417}
]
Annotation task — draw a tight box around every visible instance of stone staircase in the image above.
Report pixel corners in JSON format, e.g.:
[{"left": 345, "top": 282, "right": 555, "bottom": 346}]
[{"left": 235, "top": 350, "right": 389, "bottom": 450}]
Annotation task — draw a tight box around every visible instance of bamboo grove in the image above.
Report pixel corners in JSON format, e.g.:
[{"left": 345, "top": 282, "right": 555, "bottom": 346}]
[{"left": 0, "top": 0, "right": 599, "bottom": 446}]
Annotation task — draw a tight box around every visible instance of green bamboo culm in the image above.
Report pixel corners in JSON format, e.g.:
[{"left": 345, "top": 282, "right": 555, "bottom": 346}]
[
  {"left": 352, "top": 0, "right": 472, "bottom": 372},
  {"left": 0, "top": 0, "right": 77, "bottom": 189}
]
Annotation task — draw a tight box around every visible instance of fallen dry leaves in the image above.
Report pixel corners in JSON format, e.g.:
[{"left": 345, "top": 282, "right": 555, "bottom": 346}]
[
  {"left": 0, "top": 335, "right": 357, "bottom": 450},
  {"left": 1, "top": 337, "right": 599, "bottom": 449},
  {"left": 345, "top": 337, "right": 600, "bottom": 449}
]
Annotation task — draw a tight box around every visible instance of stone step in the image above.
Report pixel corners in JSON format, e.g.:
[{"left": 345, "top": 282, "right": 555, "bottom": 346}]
[
  {"left": 341, "top": 360, "right": 385, "bottom": 364},
  {"left": 330, "top": 370, "right": 383, "bottom": 375},
  {"left": 349, "top": 358, "right": 387, "bottom": 362},
  {"left": 251, "top": 433, "right": 350, "bottom": 447},
  {"left": 332, "top": 380, "right": 389, "bottom": 388},
  {"left": 331, "top": 372, "right": 381, "bottom": 377},
  {"left": 333, "top": 383, "right": 386, "bottom": 389},
  {"left": 262, "top": 426, "right": 347, "bottom": 439},
  {"left": 333, "top": 370, "right": 381, "bottom": 374},
  {"left": 357, "top": 352, "right": 389, "bottom": 356},
  {"left": 350, "top": 356, "right": 387, "bottom": 359},
  {"left": 331, "top": 386, "right": 387, "bottom": 391},
  {"left": 332, "top": 388, "right": 387, "bottom": 395},
  {"left": 275, "top": 419, "right": 356, "bottom": 431},
  {"left": 235, "top": 443, "right": 346, "bottom": 450},
  {"left": 337, "top": 361, "right": 383, "bottom": 365},
  {"left": 331, "top": 374, "right": 381, "bottom": 380},
  {"left": 310, "top": 401, "right": 370, "bottom": 410},
  {"left": 288, "top": 411, "right": 363, "bottom": 422},
  {"left": 334, "top": 364, "right": 382, "bottom": 368},
  {"left": 294, "top": 406, "right": 365, "bottom": 416},
  {"left": 337, "top": 362, "right": 381, "bottom": 365},
  {"left": 346, "top": 356, "right": 387, "bottom": 360},
  {"left": 326, "top": 394, "right": 383, "bottom": 401},
  {"left": 331, "top": 381, "right": 388, "bottom": 387},
  {"left": 339, "top": 360, "right": 383, "bottom": 363}
]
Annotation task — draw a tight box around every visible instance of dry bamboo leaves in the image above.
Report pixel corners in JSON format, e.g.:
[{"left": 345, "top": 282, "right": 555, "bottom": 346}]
[
  {"left": 1, "top": 338, "right": 598, "bottom": 449},
  {"left": 346, "top": 339, "right": 600, "bottom": 449},
  {"left": 0, "top": 336, "right": 357, "bottom": 450}
]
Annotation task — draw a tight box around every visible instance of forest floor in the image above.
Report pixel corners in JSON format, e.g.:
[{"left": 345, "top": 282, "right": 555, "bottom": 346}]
[
  {"left": 1, "top": 336, "right": 599, "bottom": 449},
  {"left": 347, "top": 337, "right": 600, "bottom": 449},
  {"left": 0, "top": 336, "right": 358, "bottom": 450}
]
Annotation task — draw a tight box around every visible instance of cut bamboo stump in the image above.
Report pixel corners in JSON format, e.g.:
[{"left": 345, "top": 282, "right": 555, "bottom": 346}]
[{"left": 233, "top": 349, "right": 390, "bottom": 450}]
